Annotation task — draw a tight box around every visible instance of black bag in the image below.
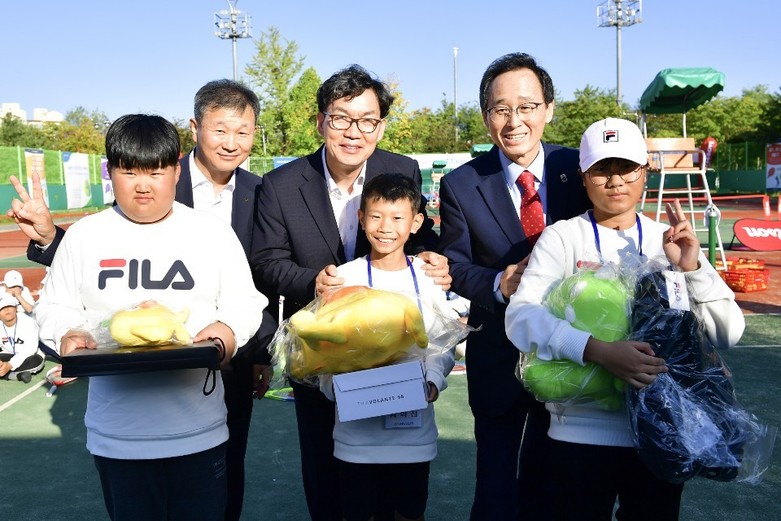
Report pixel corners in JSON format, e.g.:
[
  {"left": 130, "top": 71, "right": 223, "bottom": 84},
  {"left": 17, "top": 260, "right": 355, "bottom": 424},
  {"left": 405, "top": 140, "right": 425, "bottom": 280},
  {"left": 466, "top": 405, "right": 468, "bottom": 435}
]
[{"left": 628, "top": 271, "right": 750, "bottom": 483}]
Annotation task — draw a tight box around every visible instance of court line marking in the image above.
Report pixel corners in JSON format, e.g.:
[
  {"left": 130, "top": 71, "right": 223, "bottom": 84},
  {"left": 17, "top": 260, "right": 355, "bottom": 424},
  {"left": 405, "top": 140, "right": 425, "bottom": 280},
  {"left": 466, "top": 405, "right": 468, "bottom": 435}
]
[{"left": 0, "top": 379, "right": 47, "bottom": 413}]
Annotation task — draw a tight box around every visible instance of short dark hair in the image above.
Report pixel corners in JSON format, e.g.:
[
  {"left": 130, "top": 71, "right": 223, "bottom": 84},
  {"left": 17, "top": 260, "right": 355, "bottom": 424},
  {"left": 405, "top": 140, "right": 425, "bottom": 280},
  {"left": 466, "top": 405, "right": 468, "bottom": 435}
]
[
  {"left": 317, "top": 65, "right": 394, "bottom": 119},
  {"left": 193, "top": 79, "right": 260, "bottom": 123},
  {"left": 479, "top": 53, "right": 555, "bottom": 111},
  {"left": 105, "top": 114, "right": 180, "bottom": 172},
  {"left": 360, "top": 173, "right": 420, "bottom": 212}
]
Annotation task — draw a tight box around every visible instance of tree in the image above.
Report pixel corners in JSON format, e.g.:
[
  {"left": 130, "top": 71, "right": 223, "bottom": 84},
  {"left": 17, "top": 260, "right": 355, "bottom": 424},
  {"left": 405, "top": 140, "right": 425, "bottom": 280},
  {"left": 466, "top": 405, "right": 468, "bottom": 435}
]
[
  {"left": 172, "top": 119, "right": 196, "bottom": 155},
  {"left": 245, "top": 26, "right": 305, "bottom": 156},
  {"left": 687, "top": 86, "right": 771, "bottom": 144},
  {"left": 457, "top": 102, "right": 490, "bottom": 151},
  {"left": 47, "top": 108, "right": 106, "bottom": 154},
  {"left": 0, "top": 113, "right": 31, "bottom": 146},
  {"left": 544, "top": 86, "right": 630, "bottom": 148},
  {"left": 757, "top": 86, "right": 781, "bottom": 144},
  {"left": 380, "top": 76, "right": 414, "bottom": 154},
  {"left": 280, "top": 67, "right": 321, "bottom": 156}
]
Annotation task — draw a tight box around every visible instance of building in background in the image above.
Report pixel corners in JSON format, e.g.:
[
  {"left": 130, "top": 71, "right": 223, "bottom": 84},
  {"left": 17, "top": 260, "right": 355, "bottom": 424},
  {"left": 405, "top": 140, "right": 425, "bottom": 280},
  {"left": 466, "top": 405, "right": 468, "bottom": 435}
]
[{"left": 1, "top": 103, "right": 64, "bottom": 126}]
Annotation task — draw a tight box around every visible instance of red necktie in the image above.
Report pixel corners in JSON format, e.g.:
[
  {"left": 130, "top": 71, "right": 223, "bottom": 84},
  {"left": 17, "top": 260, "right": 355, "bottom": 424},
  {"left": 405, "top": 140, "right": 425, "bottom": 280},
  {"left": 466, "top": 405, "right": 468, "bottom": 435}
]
[{"left": 517, "top": 170, "right": 544, "bottom": 246}]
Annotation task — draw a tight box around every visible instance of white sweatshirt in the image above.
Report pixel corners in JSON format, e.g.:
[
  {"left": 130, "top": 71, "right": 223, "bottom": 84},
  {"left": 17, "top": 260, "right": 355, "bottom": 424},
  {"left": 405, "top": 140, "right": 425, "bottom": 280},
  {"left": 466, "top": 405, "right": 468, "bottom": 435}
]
[
  {"left": 0, "top": 312, "right": 40, "bottom": 370},
  {"left": 505, "top": 212, "right": 744, "bottom": 447},
  {"left": 320, "top": 256, "right": 456, "bottom": 464},
  {"left": 36, "top": 203, "right": 268, "bottom": 459}
]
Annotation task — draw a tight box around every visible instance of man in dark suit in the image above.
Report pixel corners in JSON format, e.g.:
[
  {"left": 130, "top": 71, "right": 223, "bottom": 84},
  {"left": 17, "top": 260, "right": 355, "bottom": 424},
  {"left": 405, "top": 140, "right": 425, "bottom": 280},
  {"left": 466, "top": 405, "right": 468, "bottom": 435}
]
[
  {"left": 251, "top": 64, "right": 448, "bottom": 521},
  {"left": 8, "top": 79, "right": 270, "bottom": 521},
  {"left": 437, "top": 53, "right": 592, "bottom": 520}
]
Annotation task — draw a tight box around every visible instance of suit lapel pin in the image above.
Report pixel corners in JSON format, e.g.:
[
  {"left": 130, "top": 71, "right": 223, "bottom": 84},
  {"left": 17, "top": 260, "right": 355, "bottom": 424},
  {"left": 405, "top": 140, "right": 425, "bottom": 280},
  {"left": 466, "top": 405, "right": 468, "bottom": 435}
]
[{"left": 560, "top": 174, "right": 568, "bottom": 183}]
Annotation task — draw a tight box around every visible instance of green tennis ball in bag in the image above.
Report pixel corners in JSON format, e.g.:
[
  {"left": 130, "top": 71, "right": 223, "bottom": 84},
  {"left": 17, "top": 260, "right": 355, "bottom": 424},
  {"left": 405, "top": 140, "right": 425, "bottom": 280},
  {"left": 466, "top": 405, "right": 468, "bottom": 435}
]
[
  {"left": 522, "top": 270, "right": 631, "bottom": 410},
  {"left": 546, "top": 270, "right": 630, "bottom": 342}
]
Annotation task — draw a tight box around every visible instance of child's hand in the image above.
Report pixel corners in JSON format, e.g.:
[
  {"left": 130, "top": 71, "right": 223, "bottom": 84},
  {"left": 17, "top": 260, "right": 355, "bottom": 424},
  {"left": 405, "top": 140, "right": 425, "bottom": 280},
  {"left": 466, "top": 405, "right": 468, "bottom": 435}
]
[
  {"left": 194, "top": 321, "right": 236, "bottom": 368},
  {"left": 584, "top": 337, "right": 668, "bottom": 389},
  {"left": 0, "top": 361, "right": 12, "bottom": 377},
  {"left": 426, "top": 381, "right": 440, "bottom": 402},
  {"left": 60, "top": 329, "right": 97, "bottom": 355},
  {"left": 663, "top": 199, "right": 700, "bottom": 272}
]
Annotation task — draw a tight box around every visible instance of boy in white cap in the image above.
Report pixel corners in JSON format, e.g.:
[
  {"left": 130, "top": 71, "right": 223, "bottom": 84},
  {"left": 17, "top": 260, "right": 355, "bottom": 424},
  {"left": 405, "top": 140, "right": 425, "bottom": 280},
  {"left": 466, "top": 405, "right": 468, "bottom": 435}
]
[
  {"left": 0, "top": 292, "right": 44, "bottom": 383},
  {"left": 504, "top": 118, "right": 744, "bottom": 520},
  {"left": 3, "top": 270, "right": 35, "bottom": 314}
]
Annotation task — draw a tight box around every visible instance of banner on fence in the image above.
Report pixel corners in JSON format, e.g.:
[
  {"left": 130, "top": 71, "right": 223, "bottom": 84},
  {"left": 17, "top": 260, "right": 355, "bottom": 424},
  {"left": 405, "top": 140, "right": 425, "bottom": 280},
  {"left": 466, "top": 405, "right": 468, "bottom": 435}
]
[
  {"left": 767, "top": 143, "right": 781, "bottom": 190},
  {"left": 63, "top": 152, "right": 92, "bottom": 209},
  {"left": 100, "top": 157, "right": 114, "bottom": 205},
  {"left": 24, "top": 148, "right": 50, "bottom": 206}
]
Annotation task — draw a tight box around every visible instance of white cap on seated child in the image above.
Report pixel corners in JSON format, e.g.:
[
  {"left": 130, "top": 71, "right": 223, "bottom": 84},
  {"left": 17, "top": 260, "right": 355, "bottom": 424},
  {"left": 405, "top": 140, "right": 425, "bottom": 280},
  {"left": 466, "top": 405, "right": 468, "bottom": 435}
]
[
  {"left": 3, "top": 270, "right": 24, "bottom": 289},
  {"left": 579, "top": 117, "right": 648, "bottom": 172},
  {"left": 0, "top": 292, "right": 19, "bottom": 310}
]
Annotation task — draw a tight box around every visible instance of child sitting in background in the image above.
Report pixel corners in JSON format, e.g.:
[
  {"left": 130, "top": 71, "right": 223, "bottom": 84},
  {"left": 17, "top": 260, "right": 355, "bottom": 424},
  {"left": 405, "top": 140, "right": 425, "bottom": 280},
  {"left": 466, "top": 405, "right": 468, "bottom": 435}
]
[
  {"left": 0, "top": 292, "right": 43, "bottom": 383},
  {"left": 3, "top": 270, "right": 35, "bottom": 315},
  {"left": 319, "top": 173, "right": 458, "bottom": 521}
]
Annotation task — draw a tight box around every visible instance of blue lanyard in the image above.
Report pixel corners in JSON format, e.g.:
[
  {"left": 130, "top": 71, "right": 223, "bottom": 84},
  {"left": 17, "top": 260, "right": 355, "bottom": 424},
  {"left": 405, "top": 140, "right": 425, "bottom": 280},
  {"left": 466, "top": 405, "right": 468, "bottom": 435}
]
[
  {"left": 588, "top": 210, "right": 643, "bottom": 260},
  {"left": 366, "top": 255, "right": 423, "bottom": 313}
]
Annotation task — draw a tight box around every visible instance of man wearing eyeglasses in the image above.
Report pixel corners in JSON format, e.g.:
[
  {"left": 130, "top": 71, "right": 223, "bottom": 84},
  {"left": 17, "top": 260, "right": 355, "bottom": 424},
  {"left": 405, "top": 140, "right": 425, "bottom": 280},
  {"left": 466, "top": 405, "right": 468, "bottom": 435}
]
[
  {"left": 437, "top": 53, "right": 592, "bottom": 520},
  {"left": 251, "top": 64, "right": 448, "bottom": 521}
]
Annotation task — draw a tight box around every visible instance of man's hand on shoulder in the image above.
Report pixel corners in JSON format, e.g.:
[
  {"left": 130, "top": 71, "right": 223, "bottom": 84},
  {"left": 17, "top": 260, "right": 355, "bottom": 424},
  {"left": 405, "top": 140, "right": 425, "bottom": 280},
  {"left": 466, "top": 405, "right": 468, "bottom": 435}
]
[
  {"left": 315, "top": 265, "right": 344, "bottom": 297},
  {"left": 418, "top": 251, "right": 451, "bottom": 291}
]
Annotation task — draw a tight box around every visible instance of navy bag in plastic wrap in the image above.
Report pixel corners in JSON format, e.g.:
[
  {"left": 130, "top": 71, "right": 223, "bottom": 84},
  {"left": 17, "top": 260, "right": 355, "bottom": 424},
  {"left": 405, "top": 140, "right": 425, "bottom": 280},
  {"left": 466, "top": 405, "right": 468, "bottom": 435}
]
[{"left": 628, "top": 270, "right": 774, "bottom": 484}]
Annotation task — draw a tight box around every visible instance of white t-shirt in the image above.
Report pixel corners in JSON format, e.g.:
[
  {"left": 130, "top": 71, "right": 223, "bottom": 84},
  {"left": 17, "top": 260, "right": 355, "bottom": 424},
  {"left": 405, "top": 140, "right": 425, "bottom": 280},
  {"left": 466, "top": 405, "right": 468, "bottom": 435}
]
[
  {"left": 505, "top": 211, "right": 745, "bottom": 447},
  {"left": 319, "top": 256, "right": 456, "bottom": 464},
  {"left": 36, "top": 202, "right": 268, "bottom": 459}
]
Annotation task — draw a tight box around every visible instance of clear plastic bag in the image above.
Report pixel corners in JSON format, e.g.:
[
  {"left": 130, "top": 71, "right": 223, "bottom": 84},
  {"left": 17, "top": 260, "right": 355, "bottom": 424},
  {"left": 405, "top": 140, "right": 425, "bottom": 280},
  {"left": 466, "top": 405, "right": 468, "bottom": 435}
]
[
  {"left": 270, "top": 286, "right": 472, "bottom": 386},
  {"left": 99, "top": 301, "right": 191, "bottom": 347},
  {"left": 520, "top": 262, "right": 638, "bottom": 409},
  {"left": 628, "top": 269, "right": 776, "bottom": 484}
]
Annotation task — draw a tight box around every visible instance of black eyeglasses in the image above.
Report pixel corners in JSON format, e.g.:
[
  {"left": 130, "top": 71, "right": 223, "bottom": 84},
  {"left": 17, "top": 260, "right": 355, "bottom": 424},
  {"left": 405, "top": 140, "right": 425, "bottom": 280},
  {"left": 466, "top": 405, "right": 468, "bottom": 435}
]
[
  {"left": 323, "top": 113, "right": 383, "bottom": 134},
  {"left": 486, "top": 102, "right": 545, "bottom": 122},
  {"left": 585, "top": 165, "right": 645, "bottom": 186}
]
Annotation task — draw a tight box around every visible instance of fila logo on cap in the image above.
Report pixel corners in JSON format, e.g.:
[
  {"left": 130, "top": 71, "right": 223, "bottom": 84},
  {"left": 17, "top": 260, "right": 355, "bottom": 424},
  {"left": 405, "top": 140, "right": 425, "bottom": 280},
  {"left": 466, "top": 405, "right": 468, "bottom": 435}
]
[{"left": 603, "top": 130, "right": 618, "bottom": 143}]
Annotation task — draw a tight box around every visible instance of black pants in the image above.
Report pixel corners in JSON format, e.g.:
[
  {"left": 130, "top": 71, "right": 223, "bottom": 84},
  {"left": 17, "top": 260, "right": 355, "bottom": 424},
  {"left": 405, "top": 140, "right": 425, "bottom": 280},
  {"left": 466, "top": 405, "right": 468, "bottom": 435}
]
[
  {"left": 548, "top": 440, "right": 684, "bottom": 521},
  {"left": 221, "top": 355, "right": 255, "bottom": 521},
  {"left": 93, "top": 443, "right": 227, "bottom": 521},
  {"left": 470, "top": 392, "right": 552, "bottom": 521},
  {"left": 0, "top": 352, "right": 44, "bottom": 375},
  {"left": 290, "top": 379, "right": 342, "bottom": 521}
]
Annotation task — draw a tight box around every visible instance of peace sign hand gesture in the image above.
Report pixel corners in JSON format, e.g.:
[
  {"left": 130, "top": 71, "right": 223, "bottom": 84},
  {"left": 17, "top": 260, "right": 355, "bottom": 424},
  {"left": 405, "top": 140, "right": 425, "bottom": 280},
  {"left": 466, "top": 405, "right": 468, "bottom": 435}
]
[
  {"left": 6, "top": 172, "right": 57, "bottom": 246},
  {"left": 663, "top": 199, "right": 700, "bottom": 272}
]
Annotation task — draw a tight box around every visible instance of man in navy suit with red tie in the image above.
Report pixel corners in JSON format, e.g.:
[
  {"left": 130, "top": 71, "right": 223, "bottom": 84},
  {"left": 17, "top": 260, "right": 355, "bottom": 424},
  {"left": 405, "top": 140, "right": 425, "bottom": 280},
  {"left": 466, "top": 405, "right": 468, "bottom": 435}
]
[{"left": 438, "top": 53, "right": 592, "bottom": 520}]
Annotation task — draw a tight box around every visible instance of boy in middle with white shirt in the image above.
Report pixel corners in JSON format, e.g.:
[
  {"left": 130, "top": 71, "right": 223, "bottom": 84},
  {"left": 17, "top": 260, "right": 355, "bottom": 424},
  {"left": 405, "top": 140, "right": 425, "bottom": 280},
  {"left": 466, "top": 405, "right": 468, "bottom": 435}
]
[{"left": 320, "top": 172, "right": 456, "bottom": 521}]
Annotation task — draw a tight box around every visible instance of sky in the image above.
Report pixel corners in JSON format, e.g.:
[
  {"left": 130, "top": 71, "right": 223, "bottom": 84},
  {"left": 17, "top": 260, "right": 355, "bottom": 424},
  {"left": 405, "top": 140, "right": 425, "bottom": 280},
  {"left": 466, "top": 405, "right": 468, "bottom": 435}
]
[{"left": 2, "top": 0, "right": 780, "bottom": 124}]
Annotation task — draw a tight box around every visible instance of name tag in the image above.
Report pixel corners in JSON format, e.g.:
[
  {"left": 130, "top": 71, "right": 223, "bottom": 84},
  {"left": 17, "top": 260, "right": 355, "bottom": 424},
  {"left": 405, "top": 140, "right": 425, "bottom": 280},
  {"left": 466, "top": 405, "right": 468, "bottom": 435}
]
[
  {"left": 663, "top": 270, "right": 690, "bottom": 311},
  {"left": 384, "top": 410, "right": 423, "bottom": 429}
]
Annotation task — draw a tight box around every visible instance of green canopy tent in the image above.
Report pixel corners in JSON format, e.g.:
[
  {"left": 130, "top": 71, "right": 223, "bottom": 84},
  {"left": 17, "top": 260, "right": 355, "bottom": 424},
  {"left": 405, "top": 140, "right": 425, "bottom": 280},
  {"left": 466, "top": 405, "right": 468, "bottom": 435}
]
[{"left": 639, "top": 67, "right": 725, "bottom": 137}]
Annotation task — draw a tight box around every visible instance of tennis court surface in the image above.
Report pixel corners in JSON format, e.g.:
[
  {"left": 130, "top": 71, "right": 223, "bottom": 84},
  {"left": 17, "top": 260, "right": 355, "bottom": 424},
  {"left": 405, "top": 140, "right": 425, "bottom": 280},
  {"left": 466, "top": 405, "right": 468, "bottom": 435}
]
[{"left": 1, "top": 200, "right": 779, "bottom": 520}]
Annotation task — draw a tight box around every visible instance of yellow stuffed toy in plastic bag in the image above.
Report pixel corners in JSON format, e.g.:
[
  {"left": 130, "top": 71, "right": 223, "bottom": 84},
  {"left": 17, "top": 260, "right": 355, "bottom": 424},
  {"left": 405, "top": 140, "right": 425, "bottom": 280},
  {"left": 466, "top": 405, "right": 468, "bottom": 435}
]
[{"left": 286, "top": 286, "right": 429, "bottom": 379}]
